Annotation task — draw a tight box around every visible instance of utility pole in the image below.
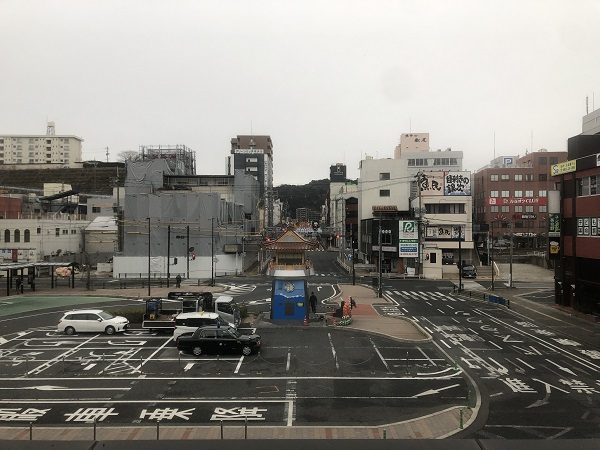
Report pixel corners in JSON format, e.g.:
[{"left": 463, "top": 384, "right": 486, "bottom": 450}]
[
  {"left": 490, "top": 221, "right": 495, "bottom": 291},
  {"left": 352, "top": 238, "right": 356, "bottom": 286},
  {"left": 211, "top": 218, "right": 215, "bottom": 287},
  {"left": 458, "top": 225, "right": 463, "bottom": 292},
  {"left": 509, "top": 221, "right": 514, "bottom": 288},
  {"left": 186, "top": 225, "right": 190, "bottom": 279},
  {"left": 147, "top": 217, "right": 151, "bottom": 296},
  {"left": 416, "top": 172, "right": 423, "bottom": 277},
  {"left": 167, "top": 225, "right": 171, "bottom": 287},
  {"left": 378, "top": 219, "right": 383, "bottom": 298}
]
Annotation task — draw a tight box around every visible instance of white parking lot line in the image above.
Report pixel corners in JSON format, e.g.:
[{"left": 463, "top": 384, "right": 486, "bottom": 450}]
[{"left": 234, "top": 356, "right": 244, "bottom": 374}]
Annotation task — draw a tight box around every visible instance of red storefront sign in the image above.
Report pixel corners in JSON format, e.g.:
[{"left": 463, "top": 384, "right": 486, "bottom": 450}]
[{"left": 488, "top": 197, "right": 547, "bottom": 206}]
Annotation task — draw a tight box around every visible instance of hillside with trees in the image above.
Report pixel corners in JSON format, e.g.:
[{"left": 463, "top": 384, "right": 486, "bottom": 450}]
[{"left": 276, "top": 179, "right": 329, "bottom": 220}]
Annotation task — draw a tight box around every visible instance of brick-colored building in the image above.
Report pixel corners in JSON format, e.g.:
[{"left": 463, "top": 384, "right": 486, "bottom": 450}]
[
  {"left": 473, "top": 151, "right": 567, "bottom": 248},
  {"left": 553, "top": 134, "right": 600, "bottom": 315}
]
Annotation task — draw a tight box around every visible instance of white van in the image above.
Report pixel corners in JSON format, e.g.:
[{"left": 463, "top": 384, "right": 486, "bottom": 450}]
[
  {"left": 173, "top": 311, "right": 231, "bottom": 342},
  {"left": 213, "top": 296, "right": 241, "bottom": 328}
]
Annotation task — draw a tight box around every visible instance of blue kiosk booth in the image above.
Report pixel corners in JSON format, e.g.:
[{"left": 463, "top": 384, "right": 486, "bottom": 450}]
[{"left": 270, "top": 270, "right": 308, "bottom": 320}]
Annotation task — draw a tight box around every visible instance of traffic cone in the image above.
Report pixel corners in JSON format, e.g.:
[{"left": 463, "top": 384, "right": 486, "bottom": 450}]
[{"left": 304, "top": 316, "right": 309, "bottom": 326}]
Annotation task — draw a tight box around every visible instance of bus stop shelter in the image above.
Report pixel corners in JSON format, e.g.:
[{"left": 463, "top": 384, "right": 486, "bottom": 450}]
[{"left": 0, "top": 262, "right": 77, "bottom": 296}]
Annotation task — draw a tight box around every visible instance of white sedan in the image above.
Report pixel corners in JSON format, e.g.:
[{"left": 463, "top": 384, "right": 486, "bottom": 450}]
[{"left": 57, "top": 309, "right": 129, "bottom": 335}]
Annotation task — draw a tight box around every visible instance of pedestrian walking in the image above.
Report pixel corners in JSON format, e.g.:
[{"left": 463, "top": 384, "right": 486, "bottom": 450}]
[
  {"left": 309, "top": 291, "right": 318, "bottom": 315},
  {"left": 175, "top": 274, "right": 182, "bottom": 288}
]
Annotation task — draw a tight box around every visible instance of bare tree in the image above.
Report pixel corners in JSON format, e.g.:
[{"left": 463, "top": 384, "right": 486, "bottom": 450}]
[{"left": 117, "top": 150, "right": 140, "bottom": 162}]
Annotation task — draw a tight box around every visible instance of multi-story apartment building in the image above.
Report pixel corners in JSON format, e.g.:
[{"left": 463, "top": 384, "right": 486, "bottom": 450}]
[
  {"left": 228, "top": 135, "right": 274, "bottom": 227},
  {"left": 474, "top": 150, "right": 568, "bottom": 249},
  {"left": 0, "top": 122, "right": 82, "bottom": 168}
]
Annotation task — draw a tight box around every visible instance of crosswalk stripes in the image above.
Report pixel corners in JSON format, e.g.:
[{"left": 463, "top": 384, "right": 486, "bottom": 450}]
[
  {"left": 218, "top": 284, "right": 256, "bottom": 296},
  {"left": 384, "top": 290, "right": 467, "bottom": 303}
]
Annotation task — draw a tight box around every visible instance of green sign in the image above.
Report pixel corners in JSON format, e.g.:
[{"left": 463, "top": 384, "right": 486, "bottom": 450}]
[{"left": 548, "top": 213, "right": 560, "bottom": 237}]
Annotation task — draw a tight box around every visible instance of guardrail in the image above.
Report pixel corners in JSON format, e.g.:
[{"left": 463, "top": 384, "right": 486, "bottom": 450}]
[{"left": 452, "top": 285, "right": 510, "bottom": 307}]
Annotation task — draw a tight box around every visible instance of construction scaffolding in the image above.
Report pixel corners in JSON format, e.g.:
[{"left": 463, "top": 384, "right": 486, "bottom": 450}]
[{"left": 139, "top": 145, "right": 196, "bottom": 175}]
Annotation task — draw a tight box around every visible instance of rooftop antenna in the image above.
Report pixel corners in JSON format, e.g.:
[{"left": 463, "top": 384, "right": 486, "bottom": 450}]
[
  {"left": 586, "top": 96, "right": 589, "bottom": 114},
  {"left": 105, "top": 146, "right": 109, "bottom": 163},
  {"left": 250, "top": 120, "right": 253, "bottom": 136},
  {"left": 409, "top": 118, "right": 412, "bottom": 133},
  {"left": 530, "top": 130, "right": 533, "bottom": 153}
]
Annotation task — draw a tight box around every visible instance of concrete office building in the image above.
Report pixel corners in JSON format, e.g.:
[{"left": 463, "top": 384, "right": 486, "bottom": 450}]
[
  {"left": 0, "top": 122, "right": 83, "bottom": 169},
  {"left": 328, "top": 163, "right": 358, "bottom": 249},
  {"left": 358, "top": 133, "right": 464, "bottom": 275},
  {"left": 228, "top": 135, "right": 274, "bottom": 227}
]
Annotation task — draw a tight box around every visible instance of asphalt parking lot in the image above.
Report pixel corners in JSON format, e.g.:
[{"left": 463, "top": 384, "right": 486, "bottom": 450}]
[{"left": 0, "top": 326, "right": 466, "bottom": 426}]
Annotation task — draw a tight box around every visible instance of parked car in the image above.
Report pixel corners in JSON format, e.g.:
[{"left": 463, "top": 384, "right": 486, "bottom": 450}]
[
  {"left": 177, "top": 326, "right": 261, "bottom": 356},
  {"left": 57, "top": 309, "right": 129, "bottom": 335},
  {"left": 172, "top": 311, "right": 231, "bottom": 342},
  {"left": 461, "top": 264, "right": 477, "bottom": 279}
]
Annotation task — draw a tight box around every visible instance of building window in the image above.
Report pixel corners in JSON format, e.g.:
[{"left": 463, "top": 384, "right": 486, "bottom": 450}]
[
  {"left": 549, "top": 157, "right": 558, "bottom": 165},
  {"left": 501, "top": 190, "right": 509, "bottom": 197},
  {"left": 514, "top": 205, "right": 523, "bottom": 212},
  {"left": 539, "top": 205, "right": 547, "bottom": 213},
  {"left": 379, "top": 172, "right": 390, "bottom": 180},
  {"left": 490, "top": 174, "right": 499, "bottom": 181},
  {"left": 490, "top": 206, "right": 499, "bottom": 212},
  {"left": 37, "top": 227, "right": 41, "bottom": 234},
  {"left": 525, "top": 205, "right": 534, "bottom": 212},
  {"left": 525, "top": 190, "right": 533, "bottom": 197},
  {"left": 425, "top": 203, "right": 465, "bottom": 214},
  {"left": 24, "top": 229, "right": 30, "bottom": 242},
  {"left": 14, "top": 229, "right": 20, "bottom": 242},
  {"left": 514, "top": 190, "right": 522, "bottom": 197},
  {"left": 538, "top": 157, "right": 547, "bottom": 165},
  {"left": 538, "top": 174, "right": 547, "bottom": 181},
  {"left": 62, "top": 229, "right": 68, "bottom": 235},
  {"left": 92, "top": 207, "right": 101, "bottom": 213},
  {"left": 539, "top": 190, "right": 547, "bottom": 197},
  {"left": 71, "top": 229, "right": 77, "bottom": 234},
  {"left": 490, "top": 190, "right": 498, "bottom": 198},
  {"left": 501, "top": 206, "right": 510, "bottom": 213},
  {"left": 379, "top": 189, "right": 390, "bottom": 197},
  {"left": 4, "top": 230, "right": 9, "bottom": 242},
  {"left": 55, "top": 228, "right": 60, "bottom": 237},
  {"left": 382, "top": 232, "right": 392, "bottom": 245},
  {"left": 525, "top": 174, "right": 534, "bottom": 181},
  {"left": 450, "top": 158, "right": 457, "bottom": 165},
  {"left": 578, "top": 176, "right": 597, "bottom": 196},
  {"left": 501, "top": 174, "right": 509, "bottom": 181}
]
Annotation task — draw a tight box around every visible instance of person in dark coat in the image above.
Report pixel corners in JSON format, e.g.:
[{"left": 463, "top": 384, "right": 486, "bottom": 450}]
[
  {"left": 175, "top": 274, "right": 182, "bottom": 288},
  {"left": 309, "top": 291, "right": 318, "bottom": 314}
]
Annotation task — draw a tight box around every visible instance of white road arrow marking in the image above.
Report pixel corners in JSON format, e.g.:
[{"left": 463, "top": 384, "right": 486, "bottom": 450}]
[
  {"left": 183, "top": 363, "right": 194, "bottom": 372},
  {"left": 413, "top": 383, "right": 460, "bottom": 398},
  {"left": 0, "top": 337, "right": 7, "bottom": 345},
  {"left": 545, "top": 359, "right": 577, "bottom": 376},
  {"left": 107, "top": 340, "right": 147, "bottom": 346},
  {"left": 499, "top": 334, "right": 523, "bottom": 343},
  {"left": 488, "top": 357, "right": 509, "bottom": 375},
  {"left": 0, "top": 385, "right": 130, "bottom": 391},
  {"left": 481, "top": 325, "right": 498, "bottom": 332},
  {"left": 317, "top": 286, "right": 322, "bottom": 292}
]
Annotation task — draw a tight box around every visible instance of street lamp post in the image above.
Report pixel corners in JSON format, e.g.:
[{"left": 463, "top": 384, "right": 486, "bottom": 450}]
[
  {"left": 167, "top": 225, "right": 171, "bottom": 288},
  {"left": 490, "top": 221, "right": 495, "bottom": 291},
  {"left": 378, "top": 221, "right": 383, "bottom": 298},
  {"left": 211, "top": 218, "right": 215, "bottom": 287},
  {"left": 509, "top": 221, "right": 514, "bottom": 288},
  {"left": 352, "top": 239, "right": 356, "bottom": 286},
  {"left": 147, "top": 217, "right": 151, "bottom": 297},
  {"left": 458, "top": 225, "right": 463, "bottom": 292}
]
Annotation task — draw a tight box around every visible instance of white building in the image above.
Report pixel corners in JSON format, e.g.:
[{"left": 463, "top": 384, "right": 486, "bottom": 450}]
[
  {"left": 582, "top": 106, "right": 600, "bottom": 135},
  {"left": 411, "top": 171, "right": 474, "bottom": 279},
  {"left": 0, "top": 216, "right": 90, "bottom": 262},
  {"left": 0, "top": 122, "right": 83, "bottom": 169},
  {"left": 329, "top": 180, "right": 358, "bottom": 248}
]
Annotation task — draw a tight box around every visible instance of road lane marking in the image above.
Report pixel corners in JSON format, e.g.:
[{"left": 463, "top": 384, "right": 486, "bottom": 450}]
[
  {"left": 286, "top": 348, "right": 291, "bottom": 372},
  {"left": 417, "top": 346, "right": 436, "bottom": 367},
  {"left": 439, "top": 339, "right": 451, "bottom": 349},
  {"left": 437, "top": 309, "right": 445, "bottom": 314},
  {"left": 423, "top": 326, "right": 434, "bottom": 334},
  {"left": 370, "top": 338, "right": 391, "bottom": 373},
  {"left": 328, "top": 333, "right": 339, "bottom": 370},
  {"left": 516, "top": 358, "right": 535, "bottom": 370},
  {"left": 545, "top": 358, "right": 577, "bottom": 376},
  {"left": 234, "top": 356, "right": 244, "bottom": 374}
]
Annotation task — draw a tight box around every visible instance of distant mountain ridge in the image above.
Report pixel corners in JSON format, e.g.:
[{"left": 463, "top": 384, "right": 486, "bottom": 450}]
[{"left": 276, "top": 179, "right": 329, "bottom": 219}]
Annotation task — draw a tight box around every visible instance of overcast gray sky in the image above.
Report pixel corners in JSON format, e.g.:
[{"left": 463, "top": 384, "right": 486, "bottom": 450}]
[{"left": 1, "top": 0, "right": 599, "bottom": 185}]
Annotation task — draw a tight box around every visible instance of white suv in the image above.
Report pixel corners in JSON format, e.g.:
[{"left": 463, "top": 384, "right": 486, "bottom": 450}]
[{"left": 58, "top": 309, "right": 129, "bottom": 335}]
